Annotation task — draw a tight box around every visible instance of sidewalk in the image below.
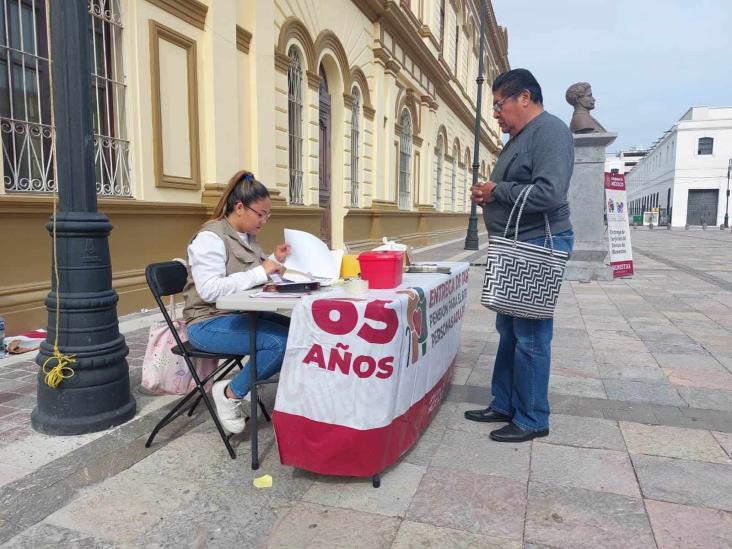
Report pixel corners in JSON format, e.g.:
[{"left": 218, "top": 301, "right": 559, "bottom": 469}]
[{"left": 1, "top": 227, "right": 731, "bottom": 547}]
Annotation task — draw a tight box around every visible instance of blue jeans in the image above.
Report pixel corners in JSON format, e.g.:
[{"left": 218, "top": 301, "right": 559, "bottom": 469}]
[
  {"left": 490, "top": 229, "right": 574, "bottom": 432},
  {"left": 188, "top": 312, "right": 289, "bottom": 399}
]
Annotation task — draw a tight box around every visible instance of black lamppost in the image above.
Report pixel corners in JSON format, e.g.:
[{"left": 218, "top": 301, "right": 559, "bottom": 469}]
[
  {"left": 31, "top": 1, "right": 136, "bottom": 434},
  {"left": 464, "top": 0, "right": 487, "bottom": 250},
  {"left": 725, "top": 158, "right": 731, "bottom": 229}
]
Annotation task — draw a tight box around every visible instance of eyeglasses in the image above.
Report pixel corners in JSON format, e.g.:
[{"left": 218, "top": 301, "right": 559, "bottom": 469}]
[
  {"left": 492, "top": 93, "right": 518, "bottom": 113},
  {"left": 245, "top": 204, "right": 272, "bottom": 220}
]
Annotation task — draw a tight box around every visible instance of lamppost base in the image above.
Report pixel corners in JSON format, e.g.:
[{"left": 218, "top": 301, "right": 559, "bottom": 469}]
[{"left": 31, "top": 390, "right": 136, "bottom": 436}]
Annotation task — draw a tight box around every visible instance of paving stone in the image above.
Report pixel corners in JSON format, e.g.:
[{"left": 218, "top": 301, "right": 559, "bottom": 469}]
[
  {"left": 451, "top": 366, "right": 471, "bottom": 385},
  {"left": 653, "top": 353, "right": 725, "bottom": 370},
  {"left": 593, "top": 350, "right": 659, "bottom": 368},
  {"left": 596, "top": 361, "right": 668, "bottom": 383},
  {"left": 620, "top": 422, "right": 730, "bottom": 464},
  {"left": 645, "top": 499, "right": 732, "bottom": 549},
  {"left": 713, "top": 431, "right": 732, "bottom": 460},
  {"left": 662, "top": 363, "right": 732, "bottom": 391},
  {"left": 549, "top": 374, "right": 607, "bottom": 399},
  {"left": 44, "top": 469, "right": 200, "bottom": 543},
  {"left": 530, "top": 442, "right": 640, "bottom": 497},
  {"left": 0, "top": 430, "right": 104, "bottom": 471},
  {"left": 391, "top": 520, "right": 521, "bottom": 549},
  {"left": 524, "top": 482, "right": 654, "bottom": 549},
  {"left": 542, "top": 414, "right": 626, "bottom": 451},
  {"left": 265, "top": 501, "right": 400, "bottom": 548},
  {"left": 632, "top": 454, "right": 732, "bottom": 512},
  {"left": 401, "top": 424, "right": 446, "bottom": 467},
  {"left": 2, "top": 522, "right": 119, "bottom": 549},
  {"left": 406, "top": 466, "right": 526, "bottom": 540},
  {"left": 603, "top": 379, "right": 686, "bottom": 406},
  {"left": 677, "top": 386, "right": 732, "bottom": 412},
  {"left": 301, "top": 461, "right": 425, "bottom": 517},
  {"left": 431, "top": 428, "right": 531, "bottom": 482}
]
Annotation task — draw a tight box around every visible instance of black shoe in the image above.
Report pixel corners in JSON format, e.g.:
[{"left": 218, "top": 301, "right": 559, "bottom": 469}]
[
  {"left": 489, "top": 423, "right": 549, "bottom": 443},
  {"left": 464, "top": 407, "right": 511, "bottom": 423}
]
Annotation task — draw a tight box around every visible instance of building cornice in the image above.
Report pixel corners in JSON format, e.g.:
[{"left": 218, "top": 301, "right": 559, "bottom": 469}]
[
  {"left": 235, "top": 25, "right": 252, "bottom": 54},
  {"left": 144, "top": 0, "right": 207, "bottom": 31}
]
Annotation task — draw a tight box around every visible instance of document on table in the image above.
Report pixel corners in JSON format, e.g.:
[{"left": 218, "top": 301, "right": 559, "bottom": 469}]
[{"left": 282, "top": 228, "right": 343, "bottom": 282}]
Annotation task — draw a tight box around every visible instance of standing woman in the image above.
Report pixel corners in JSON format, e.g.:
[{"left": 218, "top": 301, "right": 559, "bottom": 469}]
[{"left": 182, "top": 170, "right": 291, "bottom": 434}]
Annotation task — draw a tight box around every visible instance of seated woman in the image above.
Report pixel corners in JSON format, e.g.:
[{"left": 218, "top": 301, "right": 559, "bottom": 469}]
[{"left": 182, "top": 170, "right": 291, "bottom": 434}]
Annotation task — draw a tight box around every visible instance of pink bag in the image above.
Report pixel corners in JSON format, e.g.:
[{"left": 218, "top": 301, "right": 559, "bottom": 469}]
[{"left": 141, "top": 297, "right": 218, "bottom": 395}]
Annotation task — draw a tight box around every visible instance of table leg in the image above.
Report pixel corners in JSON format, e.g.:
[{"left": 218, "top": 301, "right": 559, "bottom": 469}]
[
  {"left": 249, "top": 311, "right": 259, "bottom": 470},
  {"left": 372, "top": 474, "right": 381, "bottom": 488}
]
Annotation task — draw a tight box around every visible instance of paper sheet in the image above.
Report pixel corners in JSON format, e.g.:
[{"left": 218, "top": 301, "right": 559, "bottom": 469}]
[{"left": 283, "top": 229, "right": 342, "bottom": 280}]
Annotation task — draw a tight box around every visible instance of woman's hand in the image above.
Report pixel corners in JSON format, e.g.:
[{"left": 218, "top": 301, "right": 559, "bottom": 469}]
[
  {"left": 274, "top": 243, "right": 291, "bottom": 263},
  {"left": 471, "top": 181, "right": 497, "bottom": 205},
  {"left": 262, "top": 259, "right": 284, "bottom": 275}
]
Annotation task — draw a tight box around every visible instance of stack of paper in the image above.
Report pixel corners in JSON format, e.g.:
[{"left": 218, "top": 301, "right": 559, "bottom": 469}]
[{"left": 282, "top": 229, "right": 343, "bottom": 284}]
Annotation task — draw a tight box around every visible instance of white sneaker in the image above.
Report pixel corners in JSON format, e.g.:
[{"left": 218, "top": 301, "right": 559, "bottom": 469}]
[{"left": 212, "top": 380, "right": 250, "bottom": 434}]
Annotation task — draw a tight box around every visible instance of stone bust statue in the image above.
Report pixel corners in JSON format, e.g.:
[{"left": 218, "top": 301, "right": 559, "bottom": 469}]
[{"left": 566, "top": 82, "right": 606, "bottom": 133}]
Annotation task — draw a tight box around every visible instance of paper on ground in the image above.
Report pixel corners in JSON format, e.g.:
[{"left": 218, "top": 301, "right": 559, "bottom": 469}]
[
  {"left": 253, "top": 474, "right": 272, "bottom": 488},
  {"left": 283, "top": 228, "right": 343, "bottom": 280}
]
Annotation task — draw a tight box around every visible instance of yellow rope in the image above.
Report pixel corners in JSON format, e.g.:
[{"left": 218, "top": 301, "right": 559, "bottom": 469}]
[{"left": 43, "top": 137, "right": 75, "bottom": 388}]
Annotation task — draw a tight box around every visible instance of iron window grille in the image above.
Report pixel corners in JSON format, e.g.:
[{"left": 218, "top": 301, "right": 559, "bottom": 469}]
[
  {"left": 398, "top": 108, "right": 411, "bottom": 210},
  {"left": 287, "top": 46, "right": 303, "bottom": 204},
  {"left": 1, "top": 0, "right": 131, "bottom": 196},
  {"left": 350, "top": 86, "right": 359, "bottom": 208}
]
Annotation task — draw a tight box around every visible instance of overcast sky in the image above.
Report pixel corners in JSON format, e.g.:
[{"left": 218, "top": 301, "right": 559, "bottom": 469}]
[{"left": 491, "top": 0, "right": 732, "bottom": 152}]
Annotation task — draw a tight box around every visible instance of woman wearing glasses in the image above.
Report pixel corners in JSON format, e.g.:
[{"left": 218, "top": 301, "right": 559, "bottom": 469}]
[{"left": 182, "top": 170, "right": 291, "bottom": 434}]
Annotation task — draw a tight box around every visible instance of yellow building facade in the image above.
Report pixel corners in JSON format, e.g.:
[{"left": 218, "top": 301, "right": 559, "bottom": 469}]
[{"left": 0, "top": 0, "right": 508, "bottom": 333}]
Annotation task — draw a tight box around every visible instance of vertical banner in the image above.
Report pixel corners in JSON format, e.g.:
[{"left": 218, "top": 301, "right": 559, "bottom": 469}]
[{"left": 604, "top": 173, "right": 634, "bottom": 277}]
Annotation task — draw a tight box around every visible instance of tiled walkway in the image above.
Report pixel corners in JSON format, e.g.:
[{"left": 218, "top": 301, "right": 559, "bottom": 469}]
[{"left": 1, "top": 228, "right": 731, "bottom": 547}]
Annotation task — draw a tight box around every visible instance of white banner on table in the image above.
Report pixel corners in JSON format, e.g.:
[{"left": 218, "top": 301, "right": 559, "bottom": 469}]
[{"left": 272, "top": 263, "right": 469, "bottom": 476}]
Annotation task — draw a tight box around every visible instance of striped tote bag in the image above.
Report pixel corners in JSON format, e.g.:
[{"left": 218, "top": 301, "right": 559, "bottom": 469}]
[{"left": 481, "top": 185, "right": 569, "bottom": 319}]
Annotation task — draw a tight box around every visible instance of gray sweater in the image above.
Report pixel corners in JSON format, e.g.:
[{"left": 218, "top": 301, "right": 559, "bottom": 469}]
[{"left": 482, "top": 111, "right": 574, "bottom": 241}]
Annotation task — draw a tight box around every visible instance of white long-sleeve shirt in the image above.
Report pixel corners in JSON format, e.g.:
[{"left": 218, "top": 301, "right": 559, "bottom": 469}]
[{"left": 187, "top": 231, "right": 274, "bottom": 303}]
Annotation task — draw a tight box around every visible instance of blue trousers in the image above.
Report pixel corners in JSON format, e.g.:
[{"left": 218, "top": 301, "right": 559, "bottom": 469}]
[
  {"left": 489, "top": 230, "right": 574, "bottom": 431},
  {"left": 188, "top": 312, "right": 289, "bottom": 399}
]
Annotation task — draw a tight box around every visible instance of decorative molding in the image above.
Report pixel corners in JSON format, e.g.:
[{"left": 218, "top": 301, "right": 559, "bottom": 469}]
[
  {"left": 343, "top": 93, "right": 354, "bottom": 109},
  {"left": 306, "top": 69, "right": 320, "bottom": 89},
  {"left": 276, "top": 17, "right": 317, "bottom": 70},
  {"left": 314, "top": 30, "right": 351, "bottom": 90},
  {"left": 385, "top": 59, "right": 401, "bottom": 76},
  {"left": 274, "top": 49, "right": 291, "bottom": 73},
  {"left": 363, "top": 105, "right": 376, "bottom": 120},
  {"left": 373, "top": 46, "right": 391, "bottom": 65},
  {"left": 412, "top": 135, "right": 423, "bottom": 147},
  {"left": 349, "top": 67, "right": 374, "bottom": 112},
  {"left": 419, "top": 25, "right": 433, "bottom": 38},
  {"left": 371, "top": 199, "right": 399, "bottom": 210},
  {"left": 149, "top": 21, "right": 201, "bottom": 190},
  {"left": 235, "top": 25, "right": 252, "bottom": 53},
  {"left": 144, "top": 0, "right": 207, "bottom": 30}
]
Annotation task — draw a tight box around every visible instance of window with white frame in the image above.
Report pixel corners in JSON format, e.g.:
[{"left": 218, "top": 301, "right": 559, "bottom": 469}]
[
  {"left": 350, "top": 86, "right": 360, "bottom": 207},
  {"left": 398, "top": 108, "right": 411, "bottom": 210},
  {"left": 287, "top": 45, "right": 303, "bottom": 204},
  {"left": 434, "top": 134, "right": 443, "bottom": 210},
  {"left": 1, "top": 0, "right": 130, "bottom": 196},
  {"left": 697, "top": 137, "right": 713, "bottom": 155},
  {"left": 463, "top": 150, "right": 469, "bottom": 211}
]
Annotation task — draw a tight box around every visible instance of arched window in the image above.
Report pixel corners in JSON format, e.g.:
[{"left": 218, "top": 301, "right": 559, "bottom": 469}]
[
  {"left": 350, "top": 87, "right": 360, "bottom": 207},
  {"left": 434, "top": 134, "right": 443, "bottom": 210},
  {"left": 287, "top": 46, "right": 303, "bottom": 204},
  {"left": 697, "top": 137, "right": 713, "bottom": 155},
  {"left": 398, "top": 109, "right": 412, "bottom": 210},
  {"left": 463, "top": 149, "right": 470, "bottom": 211},
  {"left": 451, "top": 147, "right": 458, "bottom": 210}
]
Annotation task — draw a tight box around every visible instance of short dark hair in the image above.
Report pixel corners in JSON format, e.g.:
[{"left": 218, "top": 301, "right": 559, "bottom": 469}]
[{"left": 492, "top": 68, "right": 543, "bottom": 105}]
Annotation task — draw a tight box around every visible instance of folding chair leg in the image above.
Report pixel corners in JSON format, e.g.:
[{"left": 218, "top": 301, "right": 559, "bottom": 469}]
[
  {"left": 145, "top": 388, "right": 199, "bottom": 449},
  {"left": 199, "top": 392, "right": 237, "bottom": 460},
  {"left": 258, "top": 397, "right": 271, "bottom": 422}
]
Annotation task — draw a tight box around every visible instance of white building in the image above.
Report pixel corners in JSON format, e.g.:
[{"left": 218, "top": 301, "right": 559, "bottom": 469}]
[
  {"left": 605, "top": 148, "right": 648, "bottom": 176},
  {"left": 626, "top": 107, "right": 732, "bottom": 227}
]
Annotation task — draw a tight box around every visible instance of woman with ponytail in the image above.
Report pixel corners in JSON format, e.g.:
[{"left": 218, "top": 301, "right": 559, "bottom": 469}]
[{"left": 182, "top": 170, "right": 291, "bottom": 434}]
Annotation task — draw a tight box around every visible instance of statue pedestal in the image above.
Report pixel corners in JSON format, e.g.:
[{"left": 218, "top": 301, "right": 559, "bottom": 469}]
[{"left": 566, "top": 132, "right": 617, "bottom": 281}]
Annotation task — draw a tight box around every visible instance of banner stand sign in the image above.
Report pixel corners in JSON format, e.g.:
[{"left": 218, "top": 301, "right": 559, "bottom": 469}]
[{"left": 604, "top": 173, "right": 634, "bottom": 278}]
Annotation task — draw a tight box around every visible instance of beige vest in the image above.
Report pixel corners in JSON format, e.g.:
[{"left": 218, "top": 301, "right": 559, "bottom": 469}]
[{"left": 182, "top": 218, "right": 268, "bottom": 325}]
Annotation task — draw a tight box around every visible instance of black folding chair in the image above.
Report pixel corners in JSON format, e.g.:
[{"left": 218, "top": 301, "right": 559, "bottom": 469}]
[{"left": 144, "top": 261, "right": 271, "bottom": 459}]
